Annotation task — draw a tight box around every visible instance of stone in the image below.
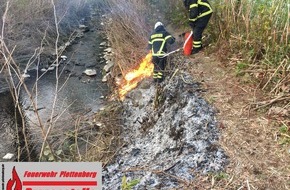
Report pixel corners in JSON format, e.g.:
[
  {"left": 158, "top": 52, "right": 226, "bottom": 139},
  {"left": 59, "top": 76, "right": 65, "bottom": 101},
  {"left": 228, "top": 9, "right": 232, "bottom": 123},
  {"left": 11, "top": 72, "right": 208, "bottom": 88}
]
[
  {"left": 47, "top": 66, "right": 55, "bottom": 71},
  {"left": 79, "top": 24, "right": 87, "bottom": 29},
  {"left": 22, "top": 73, "right": 30, "bottom": 78},
  {"left": 83, "top": 69, "right": 97, "bottom": 76},
  {"left": 102, "top": 72, "right": 111, "bottom": 82},
  {"left": 103, "top": 61, "right": 114, "bottom": 72},
  {"left": 65, "top": 42, "right": 71, "bottom": 47},
  {"left": 100, "top": 42, "right": 107, "bottom": 46},
  {"left": 61, "top": 55, "right": 67, "bottom": 60},
  {"left": 104, "top": 48, "right": 112, "bottom": 53},
  {"left": 3, "top": 153, "right": 14, "bottom": 160}
]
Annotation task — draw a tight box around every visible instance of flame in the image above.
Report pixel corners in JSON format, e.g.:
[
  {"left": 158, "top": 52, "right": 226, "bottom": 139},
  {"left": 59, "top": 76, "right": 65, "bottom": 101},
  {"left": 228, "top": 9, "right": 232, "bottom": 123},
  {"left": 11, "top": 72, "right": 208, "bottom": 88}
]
[
  {"left": 118, "top": 53, "right": 154, "bottom": 100},
  {"left": 6, "top": 166, "right": 22, "bottom": 190}
]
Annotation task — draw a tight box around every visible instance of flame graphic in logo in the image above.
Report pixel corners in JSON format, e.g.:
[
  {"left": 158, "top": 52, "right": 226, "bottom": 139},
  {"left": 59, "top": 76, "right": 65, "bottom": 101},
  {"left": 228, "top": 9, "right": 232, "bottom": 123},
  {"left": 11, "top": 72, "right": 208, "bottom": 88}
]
[{"left": 6, "top": 166, "right": 22, "bottom": 190}]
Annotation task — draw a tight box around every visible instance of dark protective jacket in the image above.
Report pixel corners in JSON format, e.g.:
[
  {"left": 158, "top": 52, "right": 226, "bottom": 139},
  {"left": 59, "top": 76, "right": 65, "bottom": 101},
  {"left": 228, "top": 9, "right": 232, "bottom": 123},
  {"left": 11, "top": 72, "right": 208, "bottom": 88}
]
[
  {"left": 183, "top": 0, "right": 213, "bottom": 23},
  {"left": 148, "top": 26, "right": 175, "bottom": 57}
]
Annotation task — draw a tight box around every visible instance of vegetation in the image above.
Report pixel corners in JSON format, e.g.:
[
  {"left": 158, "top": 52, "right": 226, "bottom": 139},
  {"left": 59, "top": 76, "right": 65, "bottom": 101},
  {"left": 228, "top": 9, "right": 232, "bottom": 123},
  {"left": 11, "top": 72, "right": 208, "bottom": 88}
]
[
  {"left": 0, "top": 0, "right": 289, "bottom": 188},
  {"left": 165, "top": 0, "right": 289, "bottom": 95},
  {"left": 102, "top": 0, "right": 289, "bottom": 189},
  {"left": 103, "top": 0, "right": 153, "bottom": 79}
]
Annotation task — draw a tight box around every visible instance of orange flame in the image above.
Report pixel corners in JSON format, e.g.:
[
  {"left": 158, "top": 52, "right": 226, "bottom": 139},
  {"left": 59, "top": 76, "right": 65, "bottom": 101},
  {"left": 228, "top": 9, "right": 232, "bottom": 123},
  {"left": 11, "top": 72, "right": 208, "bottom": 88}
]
[{"left": 118, "top": 53, "right": 154, "bottom": 100}]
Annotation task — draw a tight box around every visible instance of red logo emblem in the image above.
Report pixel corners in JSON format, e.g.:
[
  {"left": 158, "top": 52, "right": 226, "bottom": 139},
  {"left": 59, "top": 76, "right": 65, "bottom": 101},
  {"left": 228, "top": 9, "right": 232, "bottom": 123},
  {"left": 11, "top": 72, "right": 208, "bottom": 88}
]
[{"left": 6, "top": 166, "right": 22, "bottom": 190}]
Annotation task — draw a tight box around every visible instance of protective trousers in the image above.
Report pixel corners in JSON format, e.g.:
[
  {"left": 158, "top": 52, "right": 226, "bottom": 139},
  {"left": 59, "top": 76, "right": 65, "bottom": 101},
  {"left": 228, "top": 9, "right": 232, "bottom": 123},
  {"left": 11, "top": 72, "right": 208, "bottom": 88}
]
[
  {"left": 152, "top": 56, "right": 166, "bottom": 83},
  {"left": 191, "top": 14, "right": 212, "bottom": 51}
]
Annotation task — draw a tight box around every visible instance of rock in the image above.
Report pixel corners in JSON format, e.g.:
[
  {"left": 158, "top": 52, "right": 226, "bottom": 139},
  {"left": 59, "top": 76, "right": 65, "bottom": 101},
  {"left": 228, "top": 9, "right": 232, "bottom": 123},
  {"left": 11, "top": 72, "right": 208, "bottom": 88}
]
[
  {"left": 3, "top": 153, "right": 14, "bottom": 160},
  {"left": 104, "top": 48, "right": 112, "bottom": 53},
  {"left": 22, "top": 73, "right": 30, "bottom": 78},
  {"left": 65, "top": 42, "right": 71, "bottom": 47},
  {"left": 100, "top": 42, "right": 107, "bottom": 46},
  {"left": 61, "top": 55, "right": 67, "bottom": 60},
  {"left": 103, "top": 61, "right": 114, "bottom": 72},
  {"left": 79, "top": 24, "right": 87, "bottom": 29},
  {"left": 83, "top": 69, "right": 97, "bottom": 76},
  {"left": 47, "top": 66, "right": 55, "bottom": 71},
  {"left": 103, "top": 54, "right": 112, "bottom": 61},
  {"left": 95, "top": 122, "right": 103, "bottom": 127},
  {"left": 102, "top": 72, "right": 111, "bottom": 82},
  {"left": 79, "top": 25, "right": 89, "bottom": 32}
]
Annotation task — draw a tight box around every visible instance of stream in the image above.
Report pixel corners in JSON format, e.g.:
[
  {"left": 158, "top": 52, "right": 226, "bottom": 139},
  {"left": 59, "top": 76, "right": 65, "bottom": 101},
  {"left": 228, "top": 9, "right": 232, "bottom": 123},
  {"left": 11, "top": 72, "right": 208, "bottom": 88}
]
[{"left": 0, "top": 4, "right": 109, "bottom": 161}]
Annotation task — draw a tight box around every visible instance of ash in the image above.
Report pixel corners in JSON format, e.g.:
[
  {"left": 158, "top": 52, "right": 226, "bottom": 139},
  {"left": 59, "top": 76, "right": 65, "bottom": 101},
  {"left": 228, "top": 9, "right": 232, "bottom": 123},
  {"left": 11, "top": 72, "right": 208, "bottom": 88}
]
[{"left": 103, "top": 73, "right": 228, "bottom": 189}]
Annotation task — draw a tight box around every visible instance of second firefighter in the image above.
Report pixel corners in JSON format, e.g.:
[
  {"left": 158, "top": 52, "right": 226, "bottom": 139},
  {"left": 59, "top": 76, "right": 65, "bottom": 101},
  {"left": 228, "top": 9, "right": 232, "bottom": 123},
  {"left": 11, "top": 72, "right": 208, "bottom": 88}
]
[{"left": 183, "top": 0, "right": 213, "bottom": 54}]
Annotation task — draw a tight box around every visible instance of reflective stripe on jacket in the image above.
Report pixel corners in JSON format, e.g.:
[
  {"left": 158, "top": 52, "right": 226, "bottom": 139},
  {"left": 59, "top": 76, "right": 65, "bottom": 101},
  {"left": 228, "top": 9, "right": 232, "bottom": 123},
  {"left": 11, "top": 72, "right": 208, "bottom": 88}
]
[
  {"left": 185, "top": 0, "right": 213, "bottom": 22},
  {"left": 148, "top": 26, "right": 175, "bottom": 57}
]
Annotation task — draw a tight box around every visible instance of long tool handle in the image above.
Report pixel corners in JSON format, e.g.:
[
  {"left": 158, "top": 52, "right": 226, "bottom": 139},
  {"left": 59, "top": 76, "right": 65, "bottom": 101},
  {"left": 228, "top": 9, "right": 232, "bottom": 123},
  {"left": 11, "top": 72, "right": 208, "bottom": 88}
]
[
  {"left": 158, "top": 48, "right": 181, "bottom": 58},
  {"left": 157, "top": 31, "right": 193, "bottom": 58}
]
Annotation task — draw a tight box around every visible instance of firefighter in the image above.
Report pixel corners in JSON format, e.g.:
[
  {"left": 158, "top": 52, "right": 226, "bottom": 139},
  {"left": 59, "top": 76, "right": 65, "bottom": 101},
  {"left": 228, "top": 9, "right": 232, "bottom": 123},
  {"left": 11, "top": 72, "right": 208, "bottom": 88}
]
[
  {"left": 183, "top": 0, "right": 213, "bottom": 54},
  {"left": 148, "top": 22, "right": 175, "bottom": 83}
]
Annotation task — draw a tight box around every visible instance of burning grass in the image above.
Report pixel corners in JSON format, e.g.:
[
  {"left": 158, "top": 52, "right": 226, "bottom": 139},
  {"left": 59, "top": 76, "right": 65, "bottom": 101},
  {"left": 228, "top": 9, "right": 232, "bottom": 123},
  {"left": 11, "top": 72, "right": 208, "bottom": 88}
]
[{"left": 118, "top": 52, "right": 154, "bottom": 100}]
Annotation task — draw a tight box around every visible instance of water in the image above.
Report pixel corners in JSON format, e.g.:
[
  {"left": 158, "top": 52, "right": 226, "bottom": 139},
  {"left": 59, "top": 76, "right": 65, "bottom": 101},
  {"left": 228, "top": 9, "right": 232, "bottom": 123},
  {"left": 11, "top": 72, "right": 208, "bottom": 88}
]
[{"left": 0, "top": 8, "right": 109, "bottom": 160}]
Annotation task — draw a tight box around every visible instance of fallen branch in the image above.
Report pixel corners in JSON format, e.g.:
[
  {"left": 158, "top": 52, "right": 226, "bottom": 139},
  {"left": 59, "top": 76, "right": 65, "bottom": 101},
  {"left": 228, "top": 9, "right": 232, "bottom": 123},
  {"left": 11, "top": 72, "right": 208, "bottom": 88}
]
[{"left": 251, "top": 95, "right": 290, "bottom": 111}]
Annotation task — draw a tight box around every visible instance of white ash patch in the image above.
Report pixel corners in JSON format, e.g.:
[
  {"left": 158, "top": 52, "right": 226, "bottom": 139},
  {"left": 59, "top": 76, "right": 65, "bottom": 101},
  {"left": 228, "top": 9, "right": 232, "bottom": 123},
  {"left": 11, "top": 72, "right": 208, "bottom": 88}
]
[{"left": 103, "top": 74, "right": 228, "bottom": 189}]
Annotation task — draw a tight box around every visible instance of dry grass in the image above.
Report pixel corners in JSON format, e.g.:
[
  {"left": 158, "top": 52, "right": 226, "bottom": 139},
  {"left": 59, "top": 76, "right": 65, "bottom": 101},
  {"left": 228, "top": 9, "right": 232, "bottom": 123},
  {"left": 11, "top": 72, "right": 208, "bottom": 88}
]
[
  {"left": 103, "top": 0, "right": 153, "bottom": 78},
  {"left": 59, "top": 101, "right": 124, "bottom": 165},
  {"left": 183, "top": 52, "right": 290, "bottom": 189},
  {"left": 208, "top": 0, "right": 289, "bottom": 97}
]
